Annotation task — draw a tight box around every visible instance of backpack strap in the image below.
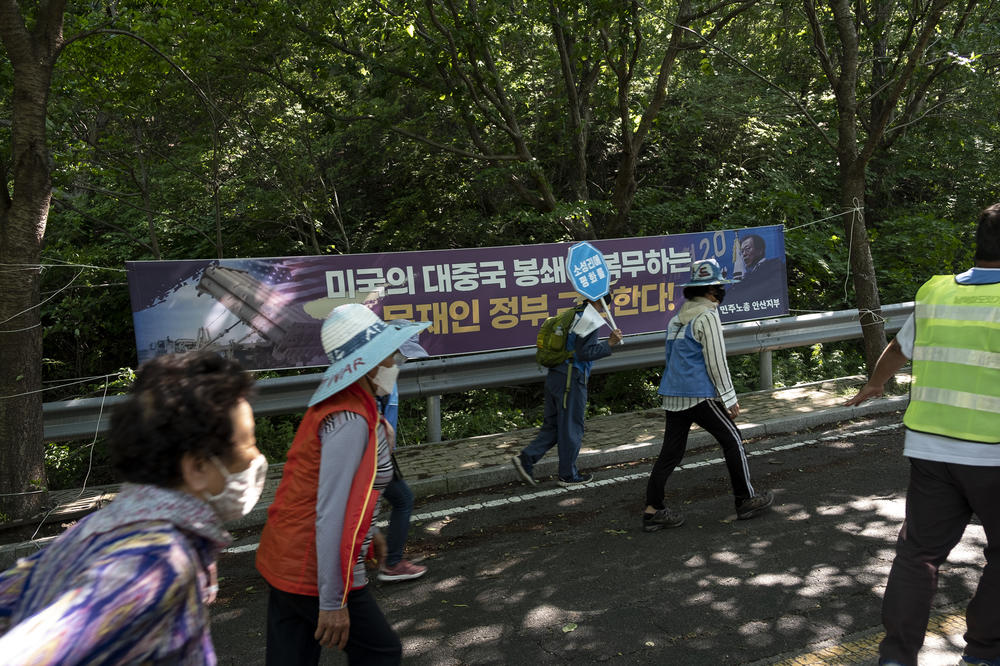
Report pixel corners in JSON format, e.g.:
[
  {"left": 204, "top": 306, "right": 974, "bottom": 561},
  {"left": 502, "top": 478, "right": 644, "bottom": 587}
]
[{"left": 562, "top": 363, "right": 573, "bottom": 408}]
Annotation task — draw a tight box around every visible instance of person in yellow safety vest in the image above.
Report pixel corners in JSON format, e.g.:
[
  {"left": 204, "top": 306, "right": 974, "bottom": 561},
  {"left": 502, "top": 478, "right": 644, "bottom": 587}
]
[{"left": 846, "top": 203, "right": 1000, "bottom": 666}]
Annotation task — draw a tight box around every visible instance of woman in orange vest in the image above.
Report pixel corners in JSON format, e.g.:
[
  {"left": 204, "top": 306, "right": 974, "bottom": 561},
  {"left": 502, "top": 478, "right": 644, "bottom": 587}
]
[{"left": 256, "top": 304, "right": 429, "bottom": 665}]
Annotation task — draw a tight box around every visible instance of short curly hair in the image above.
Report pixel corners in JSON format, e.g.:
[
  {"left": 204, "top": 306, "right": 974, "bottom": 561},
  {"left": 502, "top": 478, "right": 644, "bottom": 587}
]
[{"left": 110, "top": 351, "right": 255, "bottom": 487}]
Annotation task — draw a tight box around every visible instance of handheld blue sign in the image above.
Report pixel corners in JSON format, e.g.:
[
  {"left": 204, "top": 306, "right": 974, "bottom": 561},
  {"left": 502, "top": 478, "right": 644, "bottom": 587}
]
[
  {"left": 566, "top": 242, "right": 609, "bottom": 301},
  {"left": 566, "top": 241, "right": 621, "bottom": 334}
]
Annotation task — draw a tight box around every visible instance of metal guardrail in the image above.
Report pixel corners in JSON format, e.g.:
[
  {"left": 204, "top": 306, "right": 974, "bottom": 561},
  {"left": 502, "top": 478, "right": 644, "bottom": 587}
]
[{"left": 42, "top": 302, "right": 914, "bottom": 442}]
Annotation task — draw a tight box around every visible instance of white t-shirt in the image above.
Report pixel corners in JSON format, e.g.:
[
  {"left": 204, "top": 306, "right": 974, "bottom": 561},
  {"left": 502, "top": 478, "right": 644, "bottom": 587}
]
[{"left": 897, "top": 312, "right": 1000, "bottom": 465}]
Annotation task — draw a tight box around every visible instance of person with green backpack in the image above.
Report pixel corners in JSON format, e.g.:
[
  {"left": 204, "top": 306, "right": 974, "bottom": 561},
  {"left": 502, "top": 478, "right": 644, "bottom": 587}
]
[{"left": 511, "top": 297, "right": 622, "bottom": 487}]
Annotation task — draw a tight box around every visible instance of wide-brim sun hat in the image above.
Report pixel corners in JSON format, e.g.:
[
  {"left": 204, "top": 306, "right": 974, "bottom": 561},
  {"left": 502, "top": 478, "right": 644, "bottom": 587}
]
[
  {"left": 309, "top": 303, "right": 430, "bottom": 407},
  {"left": 681, "top": 258, "right": 737, "bottom": 287},
  {"left": 399, "top": 338, "right": 429, "bottom": 359},
  {"left": 393, "top": 319, "right": 430, "bottom": 360}
]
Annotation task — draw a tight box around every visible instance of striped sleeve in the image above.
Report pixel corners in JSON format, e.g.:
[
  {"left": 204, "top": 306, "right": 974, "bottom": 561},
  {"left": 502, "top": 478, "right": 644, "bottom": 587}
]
[
  {"left": 316, "top": 412, "right": 369, "bottom": 610},
  {"left": 692, "top": 309, "right": 737, "bottom": 408}
]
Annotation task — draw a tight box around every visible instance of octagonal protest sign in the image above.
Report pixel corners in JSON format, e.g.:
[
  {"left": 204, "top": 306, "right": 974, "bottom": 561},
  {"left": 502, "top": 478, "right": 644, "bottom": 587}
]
[
  {"left": 566, "top": 241, "right": 621, "bottom": 333},
  {"left": 566, "top": 241, "right": 610, "bottom": 301}
]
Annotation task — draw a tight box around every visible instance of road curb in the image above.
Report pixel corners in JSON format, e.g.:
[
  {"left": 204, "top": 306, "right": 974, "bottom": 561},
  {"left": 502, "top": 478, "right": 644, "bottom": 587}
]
[
  {"left": 0, "top": 395, "right": 909, "bottom": 571},
  {"left": 406, "top": 394, "right": 909, "bottom": 500}
]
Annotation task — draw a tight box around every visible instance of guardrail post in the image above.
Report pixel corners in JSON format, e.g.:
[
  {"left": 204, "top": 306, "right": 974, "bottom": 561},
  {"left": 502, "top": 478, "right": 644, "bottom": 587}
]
[
  {"left": 759, "top": 350, "right": 773, "bottom": 390},
  {"left": 426, "top": 395, "right": 442, "bottom": 443}
]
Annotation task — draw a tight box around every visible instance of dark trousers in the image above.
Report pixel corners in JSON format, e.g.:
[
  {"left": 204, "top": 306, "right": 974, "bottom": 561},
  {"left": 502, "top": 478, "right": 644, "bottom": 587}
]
[
  {"left": 645, "top": 400, "right": 755, "bottom": 509},
  {"left": 382, "top": 475, "right": 413, "bottom": 567},
  {"left": 880, "top": 458, "right": 1000, "bottom": 665},
  {"left": 265, "top": 584, "right": 401, "bottom": 665}
]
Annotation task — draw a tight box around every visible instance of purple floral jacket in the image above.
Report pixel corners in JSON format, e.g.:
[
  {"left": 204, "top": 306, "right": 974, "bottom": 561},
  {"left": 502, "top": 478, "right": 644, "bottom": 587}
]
[{"left": 0, "top": 483, "right": 230, "bottom": 665}]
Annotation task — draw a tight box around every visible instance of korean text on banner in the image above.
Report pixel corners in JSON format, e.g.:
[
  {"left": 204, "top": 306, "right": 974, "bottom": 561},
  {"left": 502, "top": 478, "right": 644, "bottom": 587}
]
[{"left": 125, "top": 227, "right": 788, "bottom": 371}]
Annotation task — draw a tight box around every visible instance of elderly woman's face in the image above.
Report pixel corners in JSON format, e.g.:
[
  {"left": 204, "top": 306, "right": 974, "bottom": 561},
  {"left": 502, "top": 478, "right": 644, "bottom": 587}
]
[{"left": 206, "top": 399, "right": 261, "bottom": 493}]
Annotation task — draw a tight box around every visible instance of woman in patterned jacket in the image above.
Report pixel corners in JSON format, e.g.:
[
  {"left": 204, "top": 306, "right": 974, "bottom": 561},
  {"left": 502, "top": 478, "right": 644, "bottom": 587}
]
[{"left": 0, "top": 351, "right": 267, "bottom": 665}]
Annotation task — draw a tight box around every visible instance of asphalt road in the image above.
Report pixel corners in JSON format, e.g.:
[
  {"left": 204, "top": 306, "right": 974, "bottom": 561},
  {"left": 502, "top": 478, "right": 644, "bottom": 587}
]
[{"left": 209, "top": 413, "right": 985, "bottom": 665}]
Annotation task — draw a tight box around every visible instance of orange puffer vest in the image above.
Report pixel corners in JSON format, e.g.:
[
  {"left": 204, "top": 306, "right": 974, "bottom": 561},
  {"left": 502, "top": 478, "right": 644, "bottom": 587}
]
[{"left": 255, "top": 383, "right": 381, "bottom": 604}]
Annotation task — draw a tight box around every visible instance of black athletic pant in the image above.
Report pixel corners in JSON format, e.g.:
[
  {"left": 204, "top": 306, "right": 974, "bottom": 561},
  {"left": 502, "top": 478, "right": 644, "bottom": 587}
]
[
  {"left": 880, "top": 458, "right": 1000, "bottom": 665},
  {"left": 265, "top": 583, "right": 402, "bottom": 665},
  {"left": 645, "top": 399, "right": 755, "bottom": 509}
]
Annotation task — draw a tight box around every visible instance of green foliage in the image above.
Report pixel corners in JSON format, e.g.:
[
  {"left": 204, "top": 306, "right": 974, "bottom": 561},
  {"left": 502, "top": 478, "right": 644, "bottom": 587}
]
[
  {"left": 871, "top": 212, "right": 971, "bottom": 304},
  {"left": 588, "top": 368, "right": 661, "bottom": 414},
  {"left": 728, "top": 342, "right": 866, "bottom": 393},
  {"left": 254, "top": 415, "right": 299, "bottom": 464},
  {"left": 438, "top": 389, "right": 537, "bottom": 442},
  {"left": 44, "top": 440, "right": 113, "bottom": 491}
]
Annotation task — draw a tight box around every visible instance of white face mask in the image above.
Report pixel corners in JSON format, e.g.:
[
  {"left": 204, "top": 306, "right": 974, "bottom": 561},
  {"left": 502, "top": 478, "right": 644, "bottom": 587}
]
[
  {"left": 371, "top": 364, "right": 400, "bottom": 397},
  {"left": 203, "top": 453, "right": 268, "bottom": 522}
]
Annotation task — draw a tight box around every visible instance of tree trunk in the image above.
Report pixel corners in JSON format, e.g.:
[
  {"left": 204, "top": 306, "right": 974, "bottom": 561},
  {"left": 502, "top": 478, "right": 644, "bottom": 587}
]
[
  {"left": 827, "top": 0, "right": 888, "bottom": 375},
  {"left": 0, "top": 199, "right": 48, "bottom": 521},
  {"left": 839, "top": 163, "right": 887, "bottom": 373},
  {"left": 610, "top": 146, "right": 639, "bottom": 236},
  {"left": 0, "top": 0, "right": 65, "bottom": 521},
  {"left": 548, "top": 0, "right": 593, "bottom": 203},
  {"left": 135, "top": 128, "right": 162, "bottom": 260}
]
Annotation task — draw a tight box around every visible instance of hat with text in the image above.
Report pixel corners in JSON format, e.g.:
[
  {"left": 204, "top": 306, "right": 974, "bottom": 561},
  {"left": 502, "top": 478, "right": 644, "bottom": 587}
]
[
  {"left": 681, "top": 258, "right": 737, "bottom": 287},
  {"left": 308, "top": 304, "right": 430, "bottom": 407}
]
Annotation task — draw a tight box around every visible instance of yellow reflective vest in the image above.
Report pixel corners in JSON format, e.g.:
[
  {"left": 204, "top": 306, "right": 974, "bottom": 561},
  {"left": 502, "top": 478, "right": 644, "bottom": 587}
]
[{"left": 903, "top": 275, "right": 1000, "bottom": 443}]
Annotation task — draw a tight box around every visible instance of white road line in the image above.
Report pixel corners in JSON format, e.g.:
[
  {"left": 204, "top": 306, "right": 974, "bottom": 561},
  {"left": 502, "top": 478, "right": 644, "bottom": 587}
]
[{"left": 223, "top": 422, "right": 903, "bottom": 555}]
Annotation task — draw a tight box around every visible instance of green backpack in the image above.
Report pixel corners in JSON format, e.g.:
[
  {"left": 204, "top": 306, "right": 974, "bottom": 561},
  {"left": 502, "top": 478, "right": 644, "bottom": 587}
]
[{"left": 535, "top": 305, "right": 584, "bottom": 367}]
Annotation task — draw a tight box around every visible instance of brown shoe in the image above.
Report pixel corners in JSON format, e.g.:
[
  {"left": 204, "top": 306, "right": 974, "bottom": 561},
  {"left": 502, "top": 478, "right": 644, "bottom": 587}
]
[
  {"left": 642, "top": 508, "right": 685, "bottom": 532},
  {"left": 736, "top": 490, "right": 774, "bottom": 520}
]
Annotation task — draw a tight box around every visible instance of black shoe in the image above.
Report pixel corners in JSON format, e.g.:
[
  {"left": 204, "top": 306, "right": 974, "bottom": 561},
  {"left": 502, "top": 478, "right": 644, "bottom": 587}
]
[
  {"left": 642, "top": 508, "right": 685, "bottom": 532},
  {"left": 511, "top": 454, "right": 537, "bottom": 486},
  {"left": 736, "top": 489, "right": 774, "bottom": 520},
  {"left": 557, "top": 473, "right": 594, "bottom": 488}
]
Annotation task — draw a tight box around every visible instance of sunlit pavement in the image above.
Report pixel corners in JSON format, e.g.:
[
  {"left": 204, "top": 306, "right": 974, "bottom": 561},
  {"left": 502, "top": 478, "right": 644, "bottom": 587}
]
[
  {"left": 8, "top": 372, "right": 980, "bottom": 664},
  {"left": 211, "top": 415, "right": 979, "bottom": 665}
]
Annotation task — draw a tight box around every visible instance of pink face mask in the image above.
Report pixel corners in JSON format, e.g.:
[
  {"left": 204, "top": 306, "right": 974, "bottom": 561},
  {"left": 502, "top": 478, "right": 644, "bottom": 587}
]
[
  {"left": 203, "top": 453, "right": 268, "bottom": 522},
  {"left": 371, "top": 364, "right": 400, "bottom": 397}
]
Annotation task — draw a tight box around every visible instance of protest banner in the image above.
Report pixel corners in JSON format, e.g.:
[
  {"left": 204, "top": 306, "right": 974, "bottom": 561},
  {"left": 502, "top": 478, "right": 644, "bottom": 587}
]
[{"left": 126, "top": 226, "right": 787, "bottom": 370}]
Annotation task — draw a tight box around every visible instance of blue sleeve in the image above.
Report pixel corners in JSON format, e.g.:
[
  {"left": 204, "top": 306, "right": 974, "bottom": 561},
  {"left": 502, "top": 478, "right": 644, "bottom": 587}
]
[
  {"left": 382, "top": 386, "right": 399, "bottom": 431},
  {"left": 572, "top": 328, "right": 613, "bottom": 363}
]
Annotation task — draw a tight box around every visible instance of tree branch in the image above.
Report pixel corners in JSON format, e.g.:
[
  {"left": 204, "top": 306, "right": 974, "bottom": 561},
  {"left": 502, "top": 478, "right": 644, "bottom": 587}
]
[
  {"left": 859, "top": 0, "right": 952, "bottom": 165},
  {"left": 802, "top": 0, "right": 840, "bottom": 91},
  {"left": 645, "top": 0, "right": 836, "bottom": 149},
  {"left": 59, "top": 29, "right": 215, "bottom": 115},
  {"left": 424, "top": 0, "right": 512, "bottom": 136},
  {"left": 50, "top": 195, "right": 155, "bottom": 253},
  {"left": 388, "top": 125, "right": 523, "bottom": 160}
]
